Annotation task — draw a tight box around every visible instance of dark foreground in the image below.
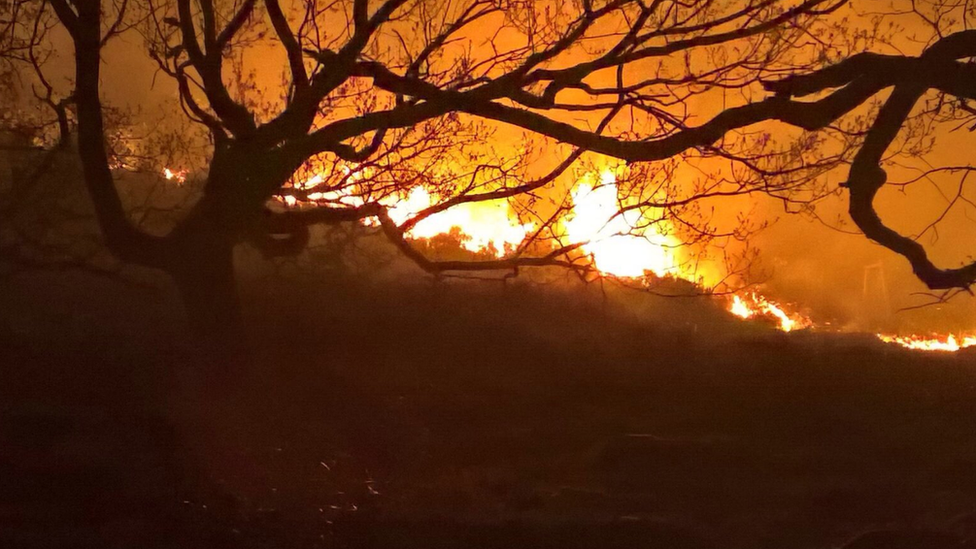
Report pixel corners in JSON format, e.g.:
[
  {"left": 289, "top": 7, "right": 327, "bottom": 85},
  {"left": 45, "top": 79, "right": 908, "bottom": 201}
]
[{"left": 2, "top": 275, "right": 976, "bottom": 549}]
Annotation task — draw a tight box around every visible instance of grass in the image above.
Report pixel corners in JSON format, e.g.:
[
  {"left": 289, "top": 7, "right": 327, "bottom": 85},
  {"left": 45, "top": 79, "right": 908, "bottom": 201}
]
[{"left": 2, "top": 272, "right": 975, "bottom": 548}]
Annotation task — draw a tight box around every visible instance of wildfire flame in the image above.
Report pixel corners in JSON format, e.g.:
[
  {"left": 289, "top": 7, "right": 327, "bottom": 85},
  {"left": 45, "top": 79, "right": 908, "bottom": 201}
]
[
  {"left": 161, "top": 165, "right": 976, "bottom": 352},
  {"left": 564, "top": 171, "right": 685, "bottom": 279},
  {"left": 728, "top": 293, "right": 811, "bottom": 333},
  {"left": 162, "top": 167, "right": 187, "bottom": 184},
  {"left": 278, "top": 171, "right": 531, "bottom": 257},
  {"left": 385, "top": 187, "right": 532, "bottom": 257},
  {"left": 876, "top": 333, "right": 976, "bottom": 352}
]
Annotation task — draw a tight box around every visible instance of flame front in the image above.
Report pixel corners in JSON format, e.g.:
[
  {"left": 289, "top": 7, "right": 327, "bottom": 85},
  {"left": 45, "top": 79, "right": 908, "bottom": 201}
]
[
  {"left": 286, "top": 171, "right": 532, "bottom": 258},
  {"left": 159, "top": 165, "right": 976, "bottom": 352},
  {"left": 877, "top": 333, "right": 976, "bottom": 352},
  {"left": 386, "top": 187, "right": 532, "bottom": 256},
  {"left": 564, "top": 172, "right": 684, "bottom": 279},
  {"left": 728, "top": 294, "right": 811, "bottom": 333}
]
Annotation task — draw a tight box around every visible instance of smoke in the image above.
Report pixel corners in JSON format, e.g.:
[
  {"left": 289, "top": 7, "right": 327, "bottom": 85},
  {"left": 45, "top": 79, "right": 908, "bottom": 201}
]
[{"left": 751, "top": 189, "right": 976, "bottom": 334}]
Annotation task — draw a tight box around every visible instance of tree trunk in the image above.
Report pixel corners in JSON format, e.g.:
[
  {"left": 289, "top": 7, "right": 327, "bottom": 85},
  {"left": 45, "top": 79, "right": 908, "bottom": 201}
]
[
  {"left": 164, "top": 144, "right": 281, "bottom": 362},
  {"left": 169, "top": 232, "right": 245, "bottom": 361}
]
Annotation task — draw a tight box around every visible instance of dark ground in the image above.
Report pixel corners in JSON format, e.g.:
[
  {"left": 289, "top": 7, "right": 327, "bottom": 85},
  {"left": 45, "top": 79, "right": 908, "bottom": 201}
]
[{"left": 2, "top": 272, "right": 976, "bottom": 549}]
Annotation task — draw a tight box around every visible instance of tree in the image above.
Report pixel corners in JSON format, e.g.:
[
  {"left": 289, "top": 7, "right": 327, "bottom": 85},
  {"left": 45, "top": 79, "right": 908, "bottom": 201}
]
[
  {"left": 762, "top": 6, "right": 976, "bottom": 296},
  {"left": 18, "top": 0, "right": 967, "bottom": 347}
]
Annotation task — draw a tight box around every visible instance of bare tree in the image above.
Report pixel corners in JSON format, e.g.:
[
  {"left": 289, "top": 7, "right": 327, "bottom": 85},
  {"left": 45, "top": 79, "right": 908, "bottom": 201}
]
[
  {"left": 22, "top": 0, "right": 911, "bottom": 347},
  {"left": 761, "top": 3, "right": 976, "bottom": 297},
  {"left": 1, "top": 0, "right": 158, "bottom": 284}
]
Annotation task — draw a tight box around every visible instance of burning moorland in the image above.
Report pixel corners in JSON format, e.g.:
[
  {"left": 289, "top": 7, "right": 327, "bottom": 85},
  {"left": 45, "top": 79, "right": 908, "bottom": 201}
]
[
  {"left": 7, "top": 0, "right": 976, "bottom": 548},
  {"left": 257, "top": 160, "right": 976, "bottom": 352}
]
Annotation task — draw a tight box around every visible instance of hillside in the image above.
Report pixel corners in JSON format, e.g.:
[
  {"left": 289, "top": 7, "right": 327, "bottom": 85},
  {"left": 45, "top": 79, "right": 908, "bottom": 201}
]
[{"left": 2, "top": 273, "right": 975, "bottom": 548}]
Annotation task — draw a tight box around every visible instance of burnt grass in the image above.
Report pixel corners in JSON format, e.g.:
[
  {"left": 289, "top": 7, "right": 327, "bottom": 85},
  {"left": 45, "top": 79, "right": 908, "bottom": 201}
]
[{"left": 3, "top": 272, "right": 976, "bottom": 549}]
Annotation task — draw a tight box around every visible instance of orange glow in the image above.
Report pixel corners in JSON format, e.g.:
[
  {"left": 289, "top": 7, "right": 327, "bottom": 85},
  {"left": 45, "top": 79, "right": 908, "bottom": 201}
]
[
  {"left": 385, "top": 187, "right": 532, "bottom": 257},
  {"left": 273, "top": 169, "right": 533, "bottom": 257},
  {"left": 876, "top": 333, "right": 976, "bottom": 352},
  {"left": 162, "top": 167, "right": 187, "bottom": 184},
  {"left": 728, "top": 293, "right": 811, "bottom": 333},
  {"left": 163, "top": 166, "right": 976, "bottom": 351},
  {"left": 564, "top": 170, "right": 686, "bottom": 279}
]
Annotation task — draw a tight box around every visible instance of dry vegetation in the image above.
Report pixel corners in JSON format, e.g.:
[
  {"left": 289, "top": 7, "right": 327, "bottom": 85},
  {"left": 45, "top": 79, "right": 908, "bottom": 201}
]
[{"left": 2, "top": 270, "right": 976, "bottom": 548}]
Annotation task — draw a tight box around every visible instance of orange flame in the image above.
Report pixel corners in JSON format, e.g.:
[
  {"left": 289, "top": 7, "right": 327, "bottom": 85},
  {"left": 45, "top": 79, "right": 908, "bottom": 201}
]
[
  {"left": 161, "top": 166, "right": 976, "bottom": 351},
  {"left": 564, "top": 170, "right": 686, "bottom": 279},
  {"left": 728, "top": 293, "right": 811, "bottom": 333},
  {"left": 385, "top": 187, "right": 532, "bottom": 257},
  {"left": 162, "top": 167, "right": 187, "bottom": 184},
  {"left": 275, "top": 170, "right": 532, "bottom": 257},
  {"left": 876, "top": 333, "right": 976, "bottom": 352}
]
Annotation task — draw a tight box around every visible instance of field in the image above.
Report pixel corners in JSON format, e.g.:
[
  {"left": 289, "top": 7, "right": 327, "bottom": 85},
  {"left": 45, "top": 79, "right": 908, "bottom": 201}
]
[{"left": 2, "top": 272, "right": 976, "bottom": 548}]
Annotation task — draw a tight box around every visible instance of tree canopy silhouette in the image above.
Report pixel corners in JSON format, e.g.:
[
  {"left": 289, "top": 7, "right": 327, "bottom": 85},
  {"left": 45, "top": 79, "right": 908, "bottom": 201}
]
[{"left": 5, "top": 0, "right": 976, "bottom": 343}]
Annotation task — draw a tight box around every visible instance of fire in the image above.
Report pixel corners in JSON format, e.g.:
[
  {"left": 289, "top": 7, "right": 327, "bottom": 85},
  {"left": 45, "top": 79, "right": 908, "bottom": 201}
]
[
  {"left": 564, "top": 171, "right": 685, "bottom": 279},
  {"left": 161, "top": 166, "right": 976, "bottom": 352},
  {"left": 283, "top": 166, "right": 688, "bottom": 274},
  {"left": 276, "top": 170, "right": 532, "bottom": 257},
  {"left": 876, "top": 333, "right": 976, "bottom": 352},
  {"left": 728, "top": 293, "right": 811, "bottom": 333},
  {"left": 162, "top": 167, "right": 187, "bottom": 184},
  {"left": 385, "top": 187, "right": 532, "bottom": 256}
]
